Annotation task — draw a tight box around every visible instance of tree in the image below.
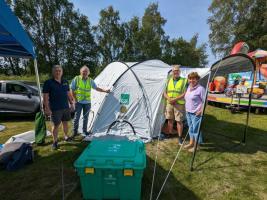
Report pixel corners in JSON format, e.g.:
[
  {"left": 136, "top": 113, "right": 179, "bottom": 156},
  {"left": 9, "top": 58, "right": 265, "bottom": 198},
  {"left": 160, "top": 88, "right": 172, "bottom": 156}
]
[
  {"left": 140, "top": 3, "right": 166, "bottom": 60},
  {"left": 162, "top": 34, "right": 208, "bottom": 67},
  {"left": 4, "top": 1, "right": 208, "bottom": 75},
  {"left": 13, "top": 0, "right": 97, "bottom": 76},
  {"left": 120, "top": 16, "right": 143, "bottom": 61},
  {"left": 94, "top": 6, "right": 125, "bottom": 66},
  {"left": 208, "top": 0, "right": 267, "bottom": 57}
]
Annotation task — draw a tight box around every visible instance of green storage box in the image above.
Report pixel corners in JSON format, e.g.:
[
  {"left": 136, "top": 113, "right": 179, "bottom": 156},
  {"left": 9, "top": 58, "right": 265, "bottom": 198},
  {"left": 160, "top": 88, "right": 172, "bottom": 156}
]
[{"left": 74, "top": 138, "right": 146, "bottom": 200}]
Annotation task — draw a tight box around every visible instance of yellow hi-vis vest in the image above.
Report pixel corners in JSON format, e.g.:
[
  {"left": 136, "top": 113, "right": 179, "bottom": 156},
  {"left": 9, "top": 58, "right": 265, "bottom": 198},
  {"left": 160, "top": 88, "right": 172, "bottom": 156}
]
[
  {"left": 74, "top": 75, "right": 91, "bottom": 102},
  {"left": 167, "top": 77, "right": 187, "bottom": 104}
]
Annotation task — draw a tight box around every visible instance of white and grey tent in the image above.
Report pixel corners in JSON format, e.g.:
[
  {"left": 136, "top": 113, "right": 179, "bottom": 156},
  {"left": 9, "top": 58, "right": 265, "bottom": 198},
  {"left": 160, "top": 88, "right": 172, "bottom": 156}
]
[{"left": 78, "top": 60, "right": 209, "bottom": 141}]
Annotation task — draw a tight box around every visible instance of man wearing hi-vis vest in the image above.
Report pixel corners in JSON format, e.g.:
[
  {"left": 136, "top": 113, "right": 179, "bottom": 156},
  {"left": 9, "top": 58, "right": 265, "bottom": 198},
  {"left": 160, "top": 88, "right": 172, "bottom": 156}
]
[
  {"left": 163, "top": 65, "right": 188, "bottom": 145},
  {"left": 71, "top": 65, "right": 110, "bottom": 137}
]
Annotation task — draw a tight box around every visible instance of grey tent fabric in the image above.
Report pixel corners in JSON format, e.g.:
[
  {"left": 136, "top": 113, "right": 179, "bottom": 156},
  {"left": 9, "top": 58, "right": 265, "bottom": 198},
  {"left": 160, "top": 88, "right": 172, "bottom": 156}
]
[
  {"left": 210, "top": 54, "right": 255, "bottom": 77},
  {"left": 190, "top": 54, "right": 257, "bottom": 170},
  {"left": 5, "top": 130, "right": 51, "bottom": 144},
  {"left": 0, "top": 125, "right": 5, "bottom": 132},
  {"left": 91, "top": 60, "right": 171, "bottom": 139},
  {"left": 79, "top": 60, "right": 210, "bottom": 141}
]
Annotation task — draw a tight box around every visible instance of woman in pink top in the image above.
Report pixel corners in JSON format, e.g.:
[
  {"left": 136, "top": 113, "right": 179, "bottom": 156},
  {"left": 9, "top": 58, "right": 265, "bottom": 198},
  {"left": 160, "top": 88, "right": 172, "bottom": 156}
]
[{"left": 184, "top": 72, "right": 205, "bottom": 152}]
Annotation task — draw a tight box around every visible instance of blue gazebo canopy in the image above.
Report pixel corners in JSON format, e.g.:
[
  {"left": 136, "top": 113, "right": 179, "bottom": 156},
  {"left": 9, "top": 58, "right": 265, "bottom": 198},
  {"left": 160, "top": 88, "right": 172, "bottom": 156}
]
[{"left": 0, "top": 0, "right": 35, "bottom": 58}]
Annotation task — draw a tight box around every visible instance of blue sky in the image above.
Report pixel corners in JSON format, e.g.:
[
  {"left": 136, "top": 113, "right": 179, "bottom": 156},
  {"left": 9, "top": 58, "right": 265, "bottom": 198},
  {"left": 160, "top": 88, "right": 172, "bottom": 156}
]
[{"left": 71, "top": 0, "right": 216, "bottom": 66}]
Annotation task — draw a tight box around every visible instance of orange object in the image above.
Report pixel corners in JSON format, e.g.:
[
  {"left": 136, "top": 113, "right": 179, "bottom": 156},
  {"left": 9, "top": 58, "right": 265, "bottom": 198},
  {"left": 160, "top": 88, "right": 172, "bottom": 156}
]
[
  {"left": 231, "top": 42, "right": 249, "bottom": 55},
  {"left": 260, "top": 64, "right": 267, "bottom": 79},
  {"left": 209, "top": 82, "right": 215, "bottom": 91},
  {"left": 214, "top": 76, "right": 226, "bottom": 92}
]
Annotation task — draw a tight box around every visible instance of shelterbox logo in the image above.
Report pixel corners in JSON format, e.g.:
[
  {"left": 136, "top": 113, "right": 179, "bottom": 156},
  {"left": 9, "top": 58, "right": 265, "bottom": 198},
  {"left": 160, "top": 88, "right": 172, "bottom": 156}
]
[{"left": 120, "top": 93, "right": 130, "bottom": 105}]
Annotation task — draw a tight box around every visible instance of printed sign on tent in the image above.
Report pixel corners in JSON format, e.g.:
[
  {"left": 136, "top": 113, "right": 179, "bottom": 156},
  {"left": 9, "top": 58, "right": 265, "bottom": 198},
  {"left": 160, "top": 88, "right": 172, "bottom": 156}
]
[{"left": 120, "top": 93, "right": 130, "bottom": 105}]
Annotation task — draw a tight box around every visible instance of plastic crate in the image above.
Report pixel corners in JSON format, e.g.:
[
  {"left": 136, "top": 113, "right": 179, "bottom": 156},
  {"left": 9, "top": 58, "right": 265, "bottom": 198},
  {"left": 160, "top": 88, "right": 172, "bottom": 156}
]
[{"left": 74, "top": 138, "right": 146, "bottom": 200}]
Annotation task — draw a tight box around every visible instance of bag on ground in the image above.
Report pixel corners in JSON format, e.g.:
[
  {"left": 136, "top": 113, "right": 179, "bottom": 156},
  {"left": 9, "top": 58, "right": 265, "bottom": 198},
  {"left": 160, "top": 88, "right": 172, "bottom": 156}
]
[
  {"left": 0, "top": 142, "right": 33, "bottom": 171},
  {"left": 35, "top": 111, "right": 46, "bottom": 144}
]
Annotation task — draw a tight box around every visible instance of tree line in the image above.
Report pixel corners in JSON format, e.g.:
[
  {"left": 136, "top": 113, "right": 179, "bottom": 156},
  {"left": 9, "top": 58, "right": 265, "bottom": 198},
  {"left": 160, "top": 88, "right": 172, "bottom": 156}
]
[
  {"left": 208, "top": 0, "right": 267, "bottom": 57},
  {"left": 1, "top": 0, "right": 208, "bottom": 77},
  {"left": 1, "top": 0, "right": 266, "bottom": 77}
]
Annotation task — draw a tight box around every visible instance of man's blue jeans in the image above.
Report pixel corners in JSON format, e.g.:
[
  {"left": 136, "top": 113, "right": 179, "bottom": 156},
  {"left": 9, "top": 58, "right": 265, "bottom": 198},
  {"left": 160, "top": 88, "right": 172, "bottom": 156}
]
[
  {"left": 186, "top": 112, "right": 203, "bottom": 144},
  {"left": 73, "top": 102, "right": 91, "bottom": 134}
]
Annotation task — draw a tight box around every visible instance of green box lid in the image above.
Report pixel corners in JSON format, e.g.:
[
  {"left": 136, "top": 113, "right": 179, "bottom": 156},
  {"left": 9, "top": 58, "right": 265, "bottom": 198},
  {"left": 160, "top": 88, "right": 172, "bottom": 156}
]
[{"left": 74, "top": 139, "right": 146, "bottom": 169}]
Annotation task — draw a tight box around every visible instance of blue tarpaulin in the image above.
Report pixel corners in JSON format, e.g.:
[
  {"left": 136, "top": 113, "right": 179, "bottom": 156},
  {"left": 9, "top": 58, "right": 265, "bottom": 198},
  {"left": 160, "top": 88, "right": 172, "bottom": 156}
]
[
  {"left": 0, "top": 0, "right": 43, "bottom": 114},
  {"left": 0, "top": 0, "right": 35, "bottom": 58}
]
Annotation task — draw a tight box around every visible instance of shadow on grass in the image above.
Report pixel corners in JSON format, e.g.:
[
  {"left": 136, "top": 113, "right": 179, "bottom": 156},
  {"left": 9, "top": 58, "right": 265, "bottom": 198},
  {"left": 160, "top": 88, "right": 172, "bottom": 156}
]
[
  {"left": 0, "top": 114, "right": 74, "bottom": 123},
  {"left": 142, "top": 155, "right": 200, "bottom": 200},
  {"left": 0, "top": 115, "right": 35, "bottom": 122},
  {"left": 192, "top": 113, "right": 267, "bottom": 171},
  {"left": 0, "top": 139, "right": 88, "bottom": 200},
  {"left": 0, "top": 137, "right": 199, "bottom": 200},
  {"left": 200, "top": 113, "right": 267, "bottom": 153}
]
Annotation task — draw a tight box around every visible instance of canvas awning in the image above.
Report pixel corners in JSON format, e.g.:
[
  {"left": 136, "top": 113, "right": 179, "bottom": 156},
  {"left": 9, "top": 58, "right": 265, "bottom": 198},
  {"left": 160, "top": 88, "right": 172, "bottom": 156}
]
[
  {"left": 0, "top": 0, "right": 35, "bottom": 58},
  {"left": 210, "top": 54, "right": 256, "bottom": 77},
  {"left": 0, "top": 0, "right": 42, "bottom": 112}
]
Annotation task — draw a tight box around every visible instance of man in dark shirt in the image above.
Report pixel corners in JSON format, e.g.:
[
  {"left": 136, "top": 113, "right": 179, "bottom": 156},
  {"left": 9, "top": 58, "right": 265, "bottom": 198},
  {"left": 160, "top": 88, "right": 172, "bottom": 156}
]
[{"left": 43, "top": 65, "right": 74, "bottom": 150}]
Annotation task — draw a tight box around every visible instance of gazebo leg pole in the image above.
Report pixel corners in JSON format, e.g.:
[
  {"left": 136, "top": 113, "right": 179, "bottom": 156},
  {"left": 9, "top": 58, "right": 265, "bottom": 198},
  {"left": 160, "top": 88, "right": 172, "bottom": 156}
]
[{"left": 33, "top": 58, "right": 43, "bottom": 112}]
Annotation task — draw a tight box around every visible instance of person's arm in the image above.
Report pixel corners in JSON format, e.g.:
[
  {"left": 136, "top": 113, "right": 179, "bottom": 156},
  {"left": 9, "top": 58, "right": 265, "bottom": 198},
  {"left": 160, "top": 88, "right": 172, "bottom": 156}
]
[
  {"left": 71, "top": 90, "right": 77, "bottom": 102},
  {"left": 163, "top": 80, "right": 172, "bottom": 103},
  {"left": 95, "top": 87, "right": 110, "bottom": 93},
  {"left": 195, "top": 106, "right": 202, "bottom": 116},
  {"left": 91, "top": 79, "right": 110, "bottom": 93},
  {"left": 164, "top": 87, "right": 184, "bottom": 104},
  {"left": 67, "top": 91, "right": 74, "bottom": 105},
  {"left": 195, "top": 87, "right": 205, "bottom": 116},
  {"left": 169, "top": 79, "right": 188, "bottom": 103},
  {"left": 171, "top": 92, "right": 185, "bottom": 101},
  {"left": 43, "top": 93, "right": 51, "bottom": 116},
  {"left": 164, "top": 91, "right": 185, "bottom": 104},
  {"left": 164, "top": 91, "right": 173, "bottom": 104},
  {"left": 163, "top": 91, "right": 170, "bottom": 100},
  {"left": 42, "top": 81, "right": 52, "bottom": 115},
  {"left": 70, "top": 78, "right": 77, "bottom": 102},
  {"left": 67, "top": 90, "right": 75, "bottom": 111},
  {"left": 66, "top": 80, "right": 74, "bottom": 111}
]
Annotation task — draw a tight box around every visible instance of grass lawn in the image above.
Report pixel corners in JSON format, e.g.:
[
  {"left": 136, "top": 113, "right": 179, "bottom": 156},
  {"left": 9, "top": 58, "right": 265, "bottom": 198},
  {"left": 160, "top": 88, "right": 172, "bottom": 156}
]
[
  {"left": 0, "top": 105, "right": 266, "bottom": 200},
  {"left": 0, "top": 74, "right": 49, "bottom": 83}
]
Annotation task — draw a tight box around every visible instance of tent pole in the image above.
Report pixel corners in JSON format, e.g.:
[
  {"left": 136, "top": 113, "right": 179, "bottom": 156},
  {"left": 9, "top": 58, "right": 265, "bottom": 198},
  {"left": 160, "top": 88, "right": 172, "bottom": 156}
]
[
  {"left": 190, "top": 71, "right": 211, "bottom": 171},
  {"left": 242, "top": 64, "right": 256, "bottom": 143},
  {"left": 34, "top": 58, "right": 43, "bottom": 113},
  {"left": 111, "top": 61, "right": 153, "bottom": 134}
]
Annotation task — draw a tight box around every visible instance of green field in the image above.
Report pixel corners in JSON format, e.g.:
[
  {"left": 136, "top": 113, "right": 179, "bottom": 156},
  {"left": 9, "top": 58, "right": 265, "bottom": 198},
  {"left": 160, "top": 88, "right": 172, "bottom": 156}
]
[{"left": 0, "top": 105, "right": 266, "bottom": 200}]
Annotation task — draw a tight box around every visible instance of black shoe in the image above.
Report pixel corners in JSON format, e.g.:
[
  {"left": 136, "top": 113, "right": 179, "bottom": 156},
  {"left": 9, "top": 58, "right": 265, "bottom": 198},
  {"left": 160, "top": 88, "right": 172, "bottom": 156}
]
[
  {"left": 52, "top": 141, "right": 58, "bottom": 150},
  {"left": 71, "top": 132, "right": 78, "bottom": 139},
  {"left": 178, "top": 137, "right": 183, "bottom": 145},
  {"left": 162, "top": 133, "right": 172, "bottom": 138},
  {"left": 159, "top": 133, "right": 166, "bottom": 140},
  {"left": 165, "top": 134, "right": 172, "bottom": 139},
  {"left": 83, "top": 131, "right": 91, "bottom": 136},
  {"left": 64, "top": 137, "right": 72, "bottom": 142},
  {"left": 159, "top": 133, "right": 171, "bottom": 140}
]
